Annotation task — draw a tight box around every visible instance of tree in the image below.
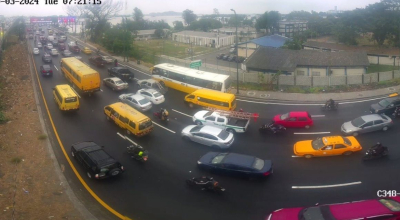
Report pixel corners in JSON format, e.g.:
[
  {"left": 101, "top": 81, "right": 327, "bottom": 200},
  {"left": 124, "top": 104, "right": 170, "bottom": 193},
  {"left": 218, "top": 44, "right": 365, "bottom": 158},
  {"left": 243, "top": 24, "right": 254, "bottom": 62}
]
[
  {"left": 228, "top": 14, "right": 246, "bottom": 27},
  {"left": 154, "top": 28, "right": 165, "bottom": 38},
  {"left": 188, "top": 18, "right": 222, "bottom": 31},
  {"left": 133, "top": 7, "right": 144, "bottom": 23},
  {"left": 286, "top": 10, "right": 312, "bottom": 21},
  {"left": 281, "top": 37, "right": 302, "bottom": 50},
  {"left": 255, "top": 12, "right": 268, "bottom": 31},
  {"left": 173, "top": 21, "right": 184, "bottom": 31},
  {"left": 267, "top": 11, "right": 281, "bottom": 33},
  {"left": 182, "top": 9, "right": 197, "bottom": 25},
  {"left": 213, "top": 8, "right": 219, "bottom": 16},
  {"left": 242, "top": 19, "right": 253, "bottom": 27}
]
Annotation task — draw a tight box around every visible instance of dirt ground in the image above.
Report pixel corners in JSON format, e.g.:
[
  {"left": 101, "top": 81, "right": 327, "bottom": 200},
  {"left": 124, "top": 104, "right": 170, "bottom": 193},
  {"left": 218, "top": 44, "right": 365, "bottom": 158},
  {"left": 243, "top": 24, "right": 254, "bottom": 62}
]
[{"left": 0, "top": 44, "right": 84, "bottom": 219}]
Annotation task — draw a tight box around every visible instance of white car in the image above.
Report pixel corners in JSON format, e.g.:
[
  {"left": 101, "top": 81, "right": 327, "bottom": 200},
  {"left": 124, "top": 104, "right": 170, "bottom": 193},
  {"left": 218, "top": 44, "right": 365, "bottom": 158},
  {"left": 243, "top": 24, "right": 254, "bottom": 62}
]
[
  {"left": 33, "top": 48, "right": 40, "bottom": 55},
  {"left": 50, "top": 48, "right": 59, "bottom": 56},
  {"left": 46, "top": 43, "right": 53, "bottom": 49},
  {"left": 101, "top": 55, "right": 113, "bottom": 64},
  {"left": 136, "top": 89, "right": 165, "bottom": 105},
  {"left": 119, "top": 93, "right": 152, "bottom": 112},
  {"left": 37, "top": 42, "right": 42, "bottom": 48},
  {"left": 181, "top": 125, "right": 234, "bottom": 149}
]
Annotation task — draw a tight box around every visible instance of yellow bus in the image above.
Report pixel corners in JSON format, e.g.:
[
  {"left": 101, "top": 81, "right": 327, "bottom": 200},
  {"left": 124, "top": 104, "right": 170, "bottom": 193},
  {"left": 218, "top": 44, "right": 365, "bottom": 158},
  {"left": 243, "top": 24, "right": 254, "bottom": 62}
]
[
  {"left": 53, "top": 84, "right": 80, "bottom": 111},
  {"left": 151, "top": 63, "right": 231, "bottom": 94},
  {"left": 60, "top": 57, "right": 100, "bottom": 95},
  {"left": 184, "top": 89, "right": 236, "bottom": 111}
]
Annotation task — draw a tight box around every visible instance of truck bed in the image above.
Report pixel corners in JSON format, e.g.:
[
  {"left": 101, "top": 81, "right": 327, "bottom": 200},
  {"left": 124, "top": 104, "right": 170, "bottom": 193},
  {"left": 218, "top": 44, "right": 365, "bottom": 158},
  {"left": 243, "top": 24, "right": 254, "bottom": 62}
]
[{"left": 227, "top": 118, "right": 249, "bottom": 127}]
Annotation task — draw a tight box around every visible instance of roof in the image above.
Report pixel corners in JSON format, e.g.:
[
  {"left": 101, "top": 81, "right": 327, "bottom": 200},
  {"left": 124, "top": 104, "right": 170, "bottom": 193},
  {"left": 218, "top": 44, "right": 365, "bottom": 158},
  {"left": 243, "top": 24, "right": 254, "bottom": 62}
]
[
  {"left": 61, "top": 57, "right": 98, "bottom": 76},
  {"left": 172, "top": 30, "right": 231, "bottom": 38},
  {"left": 192, "top": 89, "right": 235, "bottom": 100},
  {"left": 200, "top": 125, "right": 224, "bottom": 136},
  {"left": 289, "top": 111, "right": 310, "bottom": 117},
  {"left": 360, "top": 114, "right": 386, "bottom": 121},
  {"left": 136, "top": 29, "right": 169, "bottom": 36},
  {"left": 328, "top": 198, "right": 398, "bottom": 219},
  {"left": 223, "top": 153, "right": 255, "bottom": 168},
  {"left": 322, "top": 136, "right": 346, "bottom": 145},
  {"left": 304, "top": 41, "right": 400, "bottom": 56},
  {"left": 107, "top": 102, "right": 149, "bottom": 122},
  {"left": 245, "top": 47, "right": 370, "bottom": 72},
  {"left": 251, "top": 35, "right": 292, "bottom": 48},
  {"left": 55, "top": 84, "right": 77, "bottom": 98},
  {"left": 213, "top": 27, "right": 257, "bottom": 33}
]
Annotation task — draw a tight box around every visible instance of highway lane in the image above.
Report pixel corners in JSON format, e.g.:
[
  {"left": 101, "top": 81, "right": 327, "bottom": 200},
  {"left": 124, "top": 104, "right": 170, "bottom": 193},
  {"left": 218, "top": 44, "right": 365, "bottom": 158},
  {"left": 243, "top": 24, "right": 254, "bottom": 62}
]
[{"left": 29, "top": 30, "right": 400, "bottom": 220}]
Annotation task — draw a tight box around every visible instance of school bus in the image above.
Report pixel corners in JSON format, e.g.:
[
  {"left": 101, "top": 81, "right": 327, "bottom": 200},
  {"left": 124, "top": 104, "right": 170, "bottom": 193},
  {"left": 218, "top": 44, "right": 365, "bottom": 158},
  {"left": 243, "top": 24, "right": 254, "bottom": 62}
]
[
  {"left": 60, "top": 57, "right": 100, "bottom": 95},
  {"left": 184, "top": 89, "right": 236, "bottom": 111},
  {"left": 104, "top": 102, "right": 153, "bottom": 137},
  {"left": 53, "top": 84, "right": 80, "bottom": 111}
]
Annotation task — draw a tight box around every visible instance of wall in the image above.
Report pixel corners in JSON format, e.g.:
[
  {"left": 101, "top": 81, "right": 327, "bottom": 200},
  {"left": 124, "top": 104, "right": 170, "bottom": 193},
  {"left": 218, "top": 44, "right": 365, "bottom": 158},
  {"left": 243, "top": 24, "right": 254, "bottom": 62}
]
[{"left": 347, "top": 68, "right": 365, "bottom": 75}]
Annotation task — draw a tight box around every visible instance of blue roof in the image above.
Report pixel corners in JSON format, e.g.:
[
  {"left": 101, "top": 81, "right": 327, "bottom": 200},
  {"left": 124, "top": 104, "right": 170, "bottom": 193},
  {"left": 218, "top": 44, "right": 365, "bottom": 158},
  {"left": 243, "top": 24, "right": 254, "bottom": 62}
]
[{"left": 251, "top": 34, "right": 291, "bottom": 48}]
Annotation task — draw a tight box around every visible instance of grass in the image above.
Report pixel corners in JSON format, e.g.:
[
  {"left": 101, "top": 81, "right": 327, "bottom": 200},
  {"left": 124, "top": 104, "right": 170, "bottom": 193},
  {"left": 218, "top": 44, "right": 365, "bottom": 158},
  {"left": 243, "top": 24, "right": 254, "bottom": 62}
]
[
  {"left": 11, "top": 157, "right": 22, "bottom": 164},
  {"left": 37, "top": 134, "right": 47, "bottom": 140},
  {"left": 367, "top": 64, "right": 399, "bottom": 73},
  {"left": 134, "top": 39, "right": 217, "bottom": 63}
]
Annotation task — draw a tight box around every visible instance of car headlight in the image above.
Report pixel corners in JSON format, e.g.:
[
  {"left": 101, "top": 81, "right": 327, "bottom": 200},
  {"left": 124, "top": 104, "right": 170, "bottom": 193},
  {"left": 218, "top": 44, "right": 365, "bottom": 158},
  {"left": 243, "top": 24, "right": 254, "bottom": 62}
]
[
  {"left": 197, "top": 161, "right": 202, "bottom": 164},
  {"left": 375, "top": 109, "right": 379, "bottom": 113}
]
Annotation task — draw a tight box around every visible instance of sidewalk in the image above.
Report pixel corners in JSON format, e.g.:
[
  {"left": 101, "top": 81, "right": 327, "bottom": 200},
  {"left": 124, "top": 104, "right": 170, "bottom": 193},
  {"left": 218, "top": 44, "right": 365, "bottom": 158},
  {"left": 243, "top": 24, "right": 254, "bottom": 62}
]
[{"left": 69, "top": 35, "right": 399, "bottom": 103}]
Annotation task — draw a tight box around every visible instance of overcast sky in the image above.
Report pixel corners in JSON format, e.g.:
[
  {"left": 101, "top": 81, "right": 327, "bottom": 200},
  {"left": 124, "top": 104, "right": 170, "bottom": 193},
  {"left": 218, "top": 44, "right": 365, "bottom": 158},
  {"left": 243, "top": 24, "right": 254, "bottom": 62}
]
[{"left": 0, "top": 0, "right": 381, "bottom": 16}]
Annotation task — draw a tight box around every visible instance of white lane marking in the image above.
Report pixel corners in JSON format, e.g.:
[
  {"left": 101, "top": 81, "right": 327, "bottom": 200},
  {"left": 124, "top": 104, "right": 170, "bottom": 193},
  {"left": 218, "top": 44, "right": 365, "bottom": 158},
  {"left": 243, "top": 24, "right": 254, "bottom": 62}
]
[
  {"left": 292, "top": 155, "right": 302, "bottom": 158},
  {"left": 292, "top": 181, "right": 362, "bottom": 189},
  {"left": 152, "top": 121, "right": 176, "bottom": 133},
  {"left": 116, "top": 132, "right": 139, "bottom": 145},
  {"left": 119, "top": 64, "right": 151, "bottom": 77},
  {"left": 100, "top": 89, "right": 103, "bottom": 92},
  {"left": 54, "top": 65, "right": 59, "bottom": 71},
  {"left": 172, "top": 109, "right": 191, "bottom": 117},
  {"left": 237, "top": 96, "right": 387, "bottom": 106},
  {"left": 311, "top": 115, "right": 325, "bottom": 117},
  {"left": 70, "top": 87, "right": 81, "bottom": 98},
  {"left": 294, "top": 132, "right": 331, "bottom": 135}
]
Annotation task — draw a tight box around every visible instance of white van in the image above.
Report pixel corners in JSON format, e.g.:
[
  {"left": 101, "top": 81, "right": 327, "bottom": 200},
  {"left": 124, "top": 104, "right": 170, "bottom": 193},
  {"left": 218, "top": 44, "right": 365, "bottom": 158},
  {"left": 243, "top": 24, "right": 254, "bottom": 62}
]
[{"left": 47, "top": 36, "right": 54, "bottom": 42}]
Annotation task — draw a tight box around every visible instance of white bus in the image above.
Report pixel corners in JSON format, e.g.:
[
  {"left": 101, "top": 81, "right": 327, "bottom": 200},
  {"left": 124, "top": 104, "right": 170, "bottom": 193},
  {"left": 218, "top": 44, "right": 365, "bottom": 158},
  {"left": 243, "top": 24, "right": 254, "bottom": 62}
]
[{"left": 151, "top": 63, "right": 231, "bottom": 93}]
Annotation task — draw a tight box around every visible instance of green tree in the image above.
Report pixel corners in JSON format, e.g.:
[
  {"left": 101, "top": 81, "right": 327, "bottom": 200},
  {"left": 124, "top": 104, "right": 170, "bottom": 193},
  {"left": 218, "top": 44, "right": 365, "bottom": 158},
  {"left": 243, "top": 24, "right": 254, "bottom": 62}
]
[
  {"left": 173, "top": 21, "right": 184, "bottom": 31},
  {"left": 154, "top": 28, "right": 165, "bottom": 38},
  {"left": 286, "top": 10, "right": 312, "bottom": 21},
  {"left": 242, "top": 19, "right": 253, "bottom": 27},
  {"left": 133, "top": 7, "right": 144, "bottom": 22},
  {"left": 182, "top": 9, "right": 197, "bottom": 25}
]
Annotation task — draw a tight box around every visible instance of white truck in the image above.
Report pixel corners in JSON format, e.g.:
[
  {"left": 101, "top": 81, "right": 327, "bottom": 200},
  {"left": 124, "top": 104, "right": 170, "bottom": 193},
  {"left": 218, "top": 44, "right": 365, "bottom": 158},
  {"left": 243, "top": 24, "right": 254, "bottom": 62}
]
[{"left": 192, "top": 110, "right": 251, "bottom": 133}]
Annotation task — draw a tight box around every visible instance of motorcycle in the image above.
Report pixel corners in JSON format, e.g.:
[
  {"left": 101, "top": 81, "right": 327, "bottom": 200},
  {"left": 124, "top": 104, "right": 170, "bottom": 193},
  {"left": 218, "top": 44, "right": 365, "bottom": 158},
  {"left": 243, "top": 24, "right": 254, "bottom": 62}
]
[
  {"left": 392, "top": 107, "right": 400, "bottom": 118},
  {"left": 127, "top": 145, "right": 148, "bottom": 162},
  {"left": 153, "top": 110, "right": 169, "bottom": 121},
  {"left": 259, "top": 123, "right": 286, "bottom": 134},
  {"left": 321, "top": 103, "right": 339, "bottom": 111},
  {"left": 362, "top": 144, "right": 388, "bottom": 161},
  {"left": 186, "top": 177, "right": 225, "bottom": 193}
]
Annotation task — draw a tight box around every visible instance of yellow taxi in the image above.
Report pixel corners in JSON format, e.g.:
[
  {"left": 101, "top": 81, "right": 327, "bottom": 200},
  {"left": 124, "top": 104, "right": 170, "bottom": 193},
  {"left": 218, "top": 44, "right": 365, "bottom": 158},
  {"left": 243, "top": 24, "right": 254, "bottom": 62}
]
[
  {"left": 293, "top": 136, "right": 362, "bottom": 158},
  {"left": 82, "top": 47, "right": 92, "bottom": 54}
]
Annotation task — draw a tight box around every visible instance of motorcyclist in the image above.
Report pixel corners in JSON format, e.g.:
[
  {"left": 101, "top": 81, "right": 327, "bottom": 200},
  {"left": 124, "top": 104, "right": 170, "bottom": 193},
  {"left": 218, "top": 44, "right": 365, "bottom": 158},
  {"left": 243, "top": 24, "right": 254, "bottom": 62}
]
[
  {"left": 325, "top": 99, "right": 335, "bottom": 109},
  {"left": 370, "top": 142, "right": 384, "bottom": 156},
  {"left": 268, "top": 122, "right": 279, "bottom": 133},
  {"left": 393, "top": 106, "right": 400, "bottom": 117},
  {"left": 129, "top": 145, "right": 144, "bottom": 158},
  {"left": 193, "top": 176, "right": 215, "bottom": 190},
  {"left": 158, "top": 108, "right": 169, "bottom": 121}
]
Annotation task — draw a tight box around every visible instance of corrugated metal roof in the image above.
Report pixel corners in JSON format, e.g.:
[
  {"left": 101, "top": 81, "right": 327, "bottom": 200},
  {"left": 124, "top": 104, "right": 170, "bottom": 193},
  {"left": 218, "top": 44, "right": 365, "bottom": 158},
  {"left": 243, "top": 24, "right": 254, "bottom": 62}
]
[
  {"left": 250, "top": 34, "right": 292, "bottom": 48},
  {"left": 173, "top": 31, "right": 231, "bottom": 38}
]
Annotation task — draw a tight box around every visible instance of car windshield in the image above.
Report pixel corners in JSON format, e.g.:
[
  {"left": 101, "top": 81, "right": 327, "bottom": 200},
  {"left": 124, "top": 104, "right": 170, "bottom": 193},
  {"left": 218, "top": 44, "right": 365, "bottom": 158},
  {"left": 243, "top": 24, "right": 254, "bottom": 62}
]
[
  {"left": 43, "top": 65, "right": 50, "bottom": 70},
  {"left": 139, "top": 120, "right": 152, "bottom": 130},
  {"left": 204, "top": 111, "right": 213, "bottom": 117},
  {"left": 153, "top": 92, "right": 162, "bottom": 98},
  {"left": 190, "top": 125, "right": 203, "bottom": 133},
  {"left": 342, "top": 137, "right": 352, "bottom": 145},
  {"left": 252, "top": 158, "right": 264, "bottom": 170},
  {"left": 217, "top": 130, "right": 230, "bottom": 140},
  {"left": 378, "top": 99, "right": 391, "bottom": 108},
  {"left": 65, "top": 97, "right": 77, "bottom": 103},
  {"left": 119, "top": 69, "right": 131, "bottom": 74},
  {"left": 211, "top": 153, "right": 227, "bottom": 164},
  {"left": 138, "top": 98, "right": 150, "bottom": 105},
  {"left": 299, "top": 207, "right": 325, "bottom": 220},
  {"left": 280, "top": 113, "right": 289, "bottom": 120},
  {"left": 311, "top": 138, "right": 325, "bottom": 150},
  {"left": 351, "top": 117, "right": 366, "bottom": 127},
  {"left": 379, "top": 199, "right": 400, "bottom": 211},
  {"left": 115, "top": 80, "right": 124, "bottom": 85}
]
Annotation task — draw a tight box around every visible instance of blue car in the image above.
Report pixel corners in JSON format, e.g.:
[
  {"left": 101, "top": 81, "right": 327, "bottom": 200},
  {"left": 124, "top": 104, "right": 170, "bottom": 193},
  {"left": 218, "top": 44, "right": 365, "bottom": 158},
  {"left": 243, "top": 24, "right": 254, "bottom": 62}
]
[{"left": 197, "top": 152, "right": 273, "bottom": 178}]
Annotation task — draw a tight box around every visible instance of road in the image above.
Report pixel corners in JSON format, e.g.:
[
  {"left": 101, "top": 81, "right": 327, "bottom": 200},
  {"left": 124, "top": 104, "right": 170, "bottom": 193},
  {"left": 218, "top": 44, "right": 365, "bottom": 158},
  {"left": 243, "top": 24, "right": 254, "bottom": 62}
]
[{"left": 29, "top": 28, "right": 400, "bottom": 220}]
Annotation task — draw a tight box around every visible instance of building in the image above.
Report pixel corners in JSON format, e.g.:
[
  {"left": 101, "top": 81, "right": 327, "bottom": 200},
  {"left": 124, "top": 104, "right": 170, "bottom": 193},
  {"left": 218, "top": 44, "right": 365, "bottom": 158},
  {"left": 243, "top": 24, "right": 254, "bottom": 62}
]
[
  {"left": 211, "top": 27, "right": 264, "bottom": 41},
  {"left": 172, "top": 31, "right": 235, "bottom": 48},
  {"left": 135, "top": 29, "right": 169, "bottom": 40},
  {"left": 277, "top": 21, "right": 308, "bottom": 38},
  {"left": 238, "top": 35, "right": 292, "bottom": 58},
  {"left": 244, "top": 47, "right": 369, "bottom": 76}
]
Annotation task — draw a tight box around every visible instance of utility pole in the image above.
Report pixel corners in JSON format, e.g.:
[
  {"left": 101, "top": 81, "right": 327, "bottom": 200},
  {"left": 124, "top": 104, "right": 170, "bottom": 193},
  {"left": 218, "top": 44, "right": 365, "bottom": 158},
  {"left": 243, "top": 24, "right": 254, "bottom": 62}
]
[{"left": 231, "top": 9, "right": 239, "bottom": 94}]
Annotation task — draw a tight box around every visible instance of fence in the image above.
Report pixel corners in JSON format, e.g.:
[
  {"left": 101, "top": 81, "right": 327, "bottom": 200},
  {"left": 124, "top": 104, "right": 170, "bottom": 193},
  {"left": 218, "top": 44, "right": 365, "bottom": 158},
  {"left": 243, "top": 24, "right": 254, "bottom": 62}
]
[{"left": 157, "top": 55, "right": 400, "bottom": 87}]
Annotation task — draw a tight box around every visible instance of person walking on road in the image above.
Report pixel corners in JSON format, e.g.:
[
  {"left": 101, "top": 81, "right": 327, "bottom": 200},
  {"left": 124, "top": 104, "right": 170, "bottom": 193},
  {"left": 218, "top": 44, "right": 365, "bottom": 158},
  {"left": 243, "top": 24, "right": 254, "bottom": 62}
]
[{"left": 114, "top": 59, "right": 118, "bottom": 67}]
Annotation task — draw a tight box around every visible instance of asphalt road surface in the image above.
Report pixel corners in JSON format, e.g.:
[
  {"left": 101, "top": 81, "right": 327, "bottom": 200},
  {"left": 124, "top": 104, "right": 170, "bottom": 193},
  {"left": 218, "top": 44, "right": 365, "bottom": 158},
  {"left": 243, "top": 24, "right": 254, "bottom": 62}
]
[{"left": 29, "top": 29, "right": 400, "bottom": 220}]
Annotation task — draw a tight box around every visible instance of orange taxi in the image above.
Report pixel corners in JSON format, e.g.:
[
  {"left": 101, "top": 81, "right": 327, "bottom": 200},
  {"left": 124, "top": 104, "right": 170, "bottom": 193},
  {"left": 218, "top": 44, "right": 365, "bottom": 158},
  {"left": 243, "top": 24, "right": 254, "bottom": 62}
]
[{"left": 293, "top": 136, "right": 362, "bottom": 158}]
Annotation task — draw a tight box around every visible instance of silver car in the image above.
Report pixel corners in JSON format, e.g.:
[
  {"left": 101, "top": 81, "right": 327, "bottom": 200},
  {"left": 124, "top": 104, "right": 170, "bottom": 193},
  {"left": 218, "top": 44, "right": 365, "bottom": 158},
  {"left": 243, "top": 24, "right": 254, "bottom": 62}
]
[
  {"left": 103, "top": 77, "right": 128, "bottom": 91},
  {"left": 181, "top": 125, "right": 234, "bottom": 149},
  {"left": 119, "top": 93, "right": 152, "bottom": 112},
  {"left": 341, "top": 114, "right": 392, "bottom": 136},
  {"left": 137, "top": 79, "right": 168, "bottom": 95},
  {"left": 33, "top": 48, "right": 40, "bottom": 55}
]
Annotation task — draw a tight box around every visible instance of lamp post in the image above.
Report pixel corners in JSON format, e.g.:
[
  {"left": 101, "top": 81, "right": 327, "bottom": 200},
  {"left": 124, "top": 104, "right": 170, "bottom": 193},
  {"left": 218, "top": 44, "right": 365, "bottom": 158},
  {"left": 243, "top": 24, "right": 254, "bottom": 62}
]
[{"left": 231, "top": 9, "right": 239, "bottom": 94}]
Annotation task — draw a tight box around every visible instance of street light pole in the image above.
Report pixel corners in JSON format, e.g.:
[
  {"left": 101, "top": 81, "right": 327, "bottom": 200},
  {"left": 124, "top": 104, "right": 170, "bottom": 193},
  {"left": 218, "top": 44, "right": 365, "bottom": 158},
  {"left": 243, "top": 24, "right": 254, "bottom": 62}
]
[{"left": 231, "top": 9, "right": 239, "bottom": 94}]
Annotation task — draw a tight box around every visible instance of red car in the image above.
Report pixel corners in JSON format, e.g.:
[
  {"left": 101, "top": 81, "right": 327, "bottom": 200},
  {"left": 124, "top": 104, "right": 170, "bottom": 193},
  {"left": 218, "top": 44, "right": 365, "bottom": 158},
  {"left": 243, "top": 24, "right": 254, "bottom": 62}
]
[
  {"left": 267, "top": 197, "right": 400, "bottom": 220},
  {"left": 273, "top": 111, "right": 313, "bottom": 128}
]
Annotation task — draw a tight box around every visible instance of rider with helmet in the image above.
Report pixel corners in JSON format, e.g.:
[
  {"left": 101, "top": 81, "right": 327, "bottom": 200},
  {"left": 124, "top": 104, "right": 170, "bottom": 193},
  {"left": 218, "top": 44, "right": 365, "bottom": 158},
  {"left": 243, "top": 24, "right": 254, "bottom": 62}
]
[{"left": 326, "top": 99, "right": 336, "bottom": 110}]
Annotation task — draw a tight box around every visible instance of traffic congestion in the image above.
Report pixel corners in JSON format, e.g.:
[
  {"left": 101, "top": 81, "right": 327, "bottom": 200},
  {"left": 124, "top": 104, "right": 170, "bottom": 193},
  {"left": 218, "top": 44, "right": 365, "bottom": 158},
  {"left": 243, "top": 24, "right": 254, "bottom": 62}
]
[{"left": 28, "top": 24, "right": 400, "bottom": 220}]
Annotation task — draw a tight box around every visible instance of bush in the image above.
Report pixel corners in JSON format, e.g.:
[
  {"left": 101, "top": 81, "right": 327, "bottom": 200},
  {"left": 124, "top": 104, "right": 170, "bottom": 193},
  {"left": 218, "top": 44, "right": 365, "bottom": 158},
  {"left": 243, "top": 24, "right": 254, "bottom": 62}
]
[
  {"left": 11, "top": 157, "right": 22, "bottom": 164},
  {"left": 38, "top": 134, "right": 47, "bottom": 140},
  {"left": 0, "top": 111, "right": 7, "bottom": 124}
]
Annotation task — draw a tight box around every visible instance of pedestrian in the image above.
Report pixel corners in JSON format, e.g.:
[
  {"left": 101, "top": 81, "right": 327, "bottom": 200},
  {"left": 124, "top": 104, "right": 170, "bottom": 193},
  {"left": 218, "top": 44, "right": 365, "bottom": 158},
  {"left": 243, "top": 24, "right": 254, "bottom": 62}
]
[
  {"left": 75, "top": 40, "right": 78, "bottom": 45},
  {"left": 114, "top": 59, "right": 118, "bottom": 67}
]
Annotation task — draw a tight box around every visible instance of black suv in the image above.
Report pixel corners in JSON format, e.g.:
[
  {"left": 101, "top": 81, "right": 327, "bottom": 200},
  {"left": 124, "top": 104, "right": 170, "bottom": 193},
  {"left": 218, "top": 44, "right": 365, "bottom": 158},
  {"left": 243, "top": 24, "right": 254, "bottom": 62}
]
[
  {"left": 42, "top": 53, "right": 52, "bottom": 63},
  {"left": 108, "top": 67, "right": 135, "bottom": 81},
  {"left": 71, "top": 141, "right": 124, "bottom": 179},
  {"left": 370, "top": 96, "right": 400, "bottom": 114}
]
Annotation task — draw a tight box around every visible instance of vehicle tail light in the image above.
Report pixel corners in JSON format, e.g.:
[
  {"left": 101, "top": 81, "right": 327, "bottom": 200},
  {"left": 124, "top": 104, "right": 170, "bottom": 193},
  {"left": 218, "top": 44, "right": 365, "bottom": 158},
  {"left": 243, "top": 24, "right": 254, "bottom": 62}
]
[
  {"left": 263, "top": 171, "right": 271, "bottom": 176},
  {"left": 50, "top": 70, "right": 53, "bottom": 73},
  {"left": 42, "top": 70, "right": 45, "bottom": 73},
  {"left": 95, "top": 174, "right": 99, "bottom": 179},
  {"left": 143, "top": 157, "right": 148, "bottom": 161}
]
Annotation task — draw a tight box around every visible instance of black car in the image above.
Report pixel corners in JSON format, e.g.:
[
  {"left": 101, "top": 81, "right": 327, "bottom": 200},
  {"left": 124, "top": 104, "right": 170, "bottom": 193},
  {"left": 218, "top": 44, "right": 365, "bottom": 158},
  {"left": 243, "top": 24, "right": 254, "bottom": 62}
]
[
  {"left": 52, "top": 40, "right": 58, "bottom": 46},
  {"left": 216, "top": 53, "right": 225, "bottom": 59},
  {"left": 370, "top": 97, "right": 400, "bottom": 114},
  {"left": 108, "top": 67, "right": 135, "bottom": 81},
  {"left": 222, "top": 55, "right": 230, "bottom": 60},
  {"left": 40, "top": 65, "right": 53, "bottom": 76},
  {"left": 227, "top": 55, "right": 237, "bottom": 62},
  {"left": 235, "top": 56, "right": 245, "bottom": 63},
  {"left": 42, "top": 53, "right": 52, "bottom": 63},
  {"left": 197, "top": 152, "right": 273, "bottom": 178},
  {"left": 71, "top": 141, "right": 124, "bottom": 179}
]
